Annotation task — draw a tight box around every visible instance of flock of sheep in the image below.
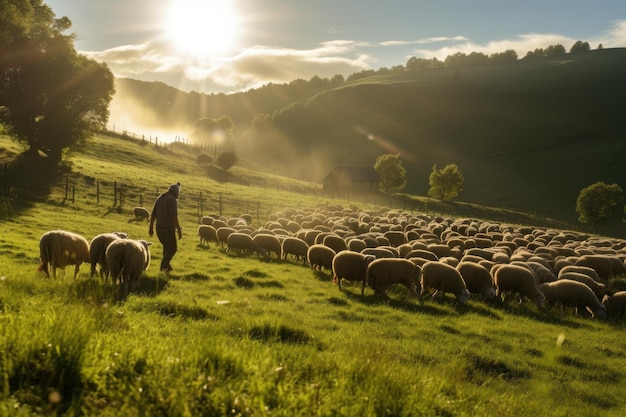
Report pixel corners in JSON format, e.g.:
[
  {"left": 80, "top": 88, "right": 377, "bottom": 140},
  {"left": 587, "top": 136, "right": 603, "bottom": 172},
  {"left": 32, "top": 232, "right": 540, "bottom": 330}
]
[
  {"left": 198, "top": 205, "right": 626, "bottom": 319},
  {"left": 36, "top": 204, "right": 626, "bottom": 318}
]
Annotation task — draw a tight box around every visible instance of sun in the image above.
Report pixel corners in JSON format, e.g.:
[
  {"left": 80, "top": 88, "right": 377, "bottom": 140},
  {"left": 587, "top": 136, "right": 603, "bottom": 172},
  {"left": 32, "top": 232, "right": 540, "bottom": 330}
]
[{"left": 164, "top": 0, "right": 239, "bottom": 58}]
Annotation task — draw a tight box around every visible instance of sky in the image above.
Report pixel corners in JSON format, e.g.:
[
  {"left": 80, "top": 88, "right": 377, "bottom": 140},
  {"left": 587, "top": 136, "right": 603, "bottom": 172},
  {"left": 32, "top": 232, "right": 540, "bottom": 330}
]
[{"left": 44, "top": 0, "right": 626, "bottom": 95}]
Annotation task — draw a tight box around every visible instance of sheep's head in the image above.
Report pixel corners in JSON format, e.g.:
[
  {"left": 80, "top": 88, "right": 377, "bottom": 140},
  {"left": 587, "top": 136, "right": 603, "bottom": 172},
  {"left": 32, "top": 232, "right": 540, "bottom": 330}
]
[
  {"left": 458, "top": 288, "right": 470, "bottom": 304},
  {"left": 483, "top": 286, "right": 496, "bottom": 301},
  {"left": 594, "top": 305, "right": 607, "bottom": 319},
  {"left": 534, "top": 291, "right": 546, "bottom": 308}
]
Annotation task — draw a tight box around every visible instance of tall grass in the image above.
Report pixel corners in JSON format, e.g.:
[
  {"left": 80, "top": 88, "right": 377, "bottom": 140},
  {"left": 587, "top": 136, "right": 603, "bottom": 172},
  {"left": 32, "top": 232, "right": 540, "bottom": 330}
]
[{"left": 1, "top": 133, "right": 625, "bottom": 416}]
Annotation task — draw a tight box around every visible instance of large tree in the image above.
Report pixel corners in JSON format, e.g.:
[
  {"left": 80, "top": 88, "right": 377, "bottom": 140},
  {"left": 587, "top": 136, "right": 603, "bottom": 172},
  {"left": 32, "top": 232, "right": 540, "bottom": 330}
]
[
  {"left": 428, "top": 163, "right": 464, "bottom": 201},
  {"left": 0, "top": 0, "right": 114, "bottom": 161},
  {"left": 374, "top": 153, "right": 406, "bottom": 194},
  {"left": 192, "top": 116, "right": 235, "bottom": 149},
  {"left": 575, "top": 182, "right": 624, "bottom": 227}
]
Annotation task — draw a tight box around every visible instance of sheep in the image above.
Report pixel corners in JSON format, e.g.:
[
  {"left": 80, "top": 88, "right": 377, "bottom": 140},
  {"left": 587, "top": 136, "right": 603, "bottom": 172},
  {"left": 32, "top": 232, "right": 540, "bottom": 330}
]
[
  {"left": 332, "top": 250, "right": 376, "bottom": 295},
  {"left": 602, "top": 291, "right": 626, "bottom": 318},
  {"left": 216, "top": 226, "right": 237, "bottom": 247},
  {"left": 361, "top": 247, "right": 397, "bottom": 259},
  {"left": 252, "top": 233, "right": 282, "bottom": 259},
  {"left": 307, "top": 244, "right": 336, "bottom": 272},
  {"left": 198, "top": 224, "right": 218, "bottom": 247},
  {"left": 89, "top": 232, "right": 128, "bottom": 278},
  {"left": 132, "top": 206, "right": 150, "bottom": 221},
  {"left": 456, "top": 261, "right": 496, "bottom": 301},
  {"left": 493, "top": 264, "right": 545, "bottom": 307},
  {"left": 365, "top": 258, "right": 421, "bottom": 297},
  {"left": 226, "top": 233, "right": 267, "bottom": 257},
  {"left": 540, "top": 279, "right": 606, "bottom": 319},
  {"left": 281, "top": 237, "right": 310, "bottom": 263},
  {"left": 420, "top": 261, "right": 470, "bottom": 304},
  {"left": 38, "top": 230, "right": 90, "bottom": 279},
  {"left": 105, "top": 239, "right": 152, "bottom": 296},
  {"left": 558, "top": 265, "right": 601, "bottom": 283},
  {"left": 322, "top": 234, "right": 348, "bottom": 253},
  {"left": 557, "top": 271, "right": 606, "bottom": 299}
]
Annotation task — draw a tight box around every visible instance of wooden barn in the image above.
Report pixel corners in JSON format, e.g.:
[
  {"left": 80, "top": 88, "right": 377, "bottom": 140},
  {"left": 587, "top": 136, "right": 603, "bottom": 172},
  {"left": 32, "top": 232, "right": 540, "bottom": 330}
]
[
  {"left": 196, "top": 154, "right": 213, "bottom": 165},
  {"left": 323, "top": 166, "right": 380, "bottom": 194}
]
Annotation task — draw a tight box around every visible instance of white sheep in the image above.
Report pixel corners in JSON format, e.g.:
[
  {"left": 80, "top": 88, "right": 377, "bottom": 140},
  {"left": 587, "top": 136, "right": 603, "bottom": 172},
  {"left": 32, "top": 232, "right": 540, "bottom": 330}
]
[
  {"left": 226, "top": 232, "right": 267, "bottom": 257},
  {"left": 89, "top": 232, "right": 128, "bottom": 278},
  {"left": 540, "top": 279, "right": 606, "bottom": 319},
  {"left": 456, "top": 261, "right": 496, "bottom": 301},
  {"left": 558, "top": 265, "right": 601, "bottom": 283},
  {"left": 332, "top": 250, "right": 376, "bottom": 295},
  {"left": 132, "top": 206, "right": 150, "bottom": 221},
  {"left": 602, "top": 291, "right": 626, "bottom": 318},
  {"left": 493, "top": 264, "right": 545, "bottom": 307},
  {"left": 38, "top": 230, "right": 90, "bottom": 279},
  {"left": 252, "top": 233, "right": 282, "bottom": 259},
  {"left": 420, "top": 261, "right": 470, "bottom": 304},
  {"left": 281, "top": 237, "right": 310, "bottom": 263},
  {"left": 105, "top": 239, "right": 152, "bottom": 296},
  {"left": 197, "top": 225, "right": 218, "bottom": 246},
  {"left": 365, "top": 258, "right": 420, "bottom": 297},
  {"left": 557, "top": 271, "right": 606, "bottom": 299},
  {"left": 307, "top": 244, "right": 336, "bottom": 272}
]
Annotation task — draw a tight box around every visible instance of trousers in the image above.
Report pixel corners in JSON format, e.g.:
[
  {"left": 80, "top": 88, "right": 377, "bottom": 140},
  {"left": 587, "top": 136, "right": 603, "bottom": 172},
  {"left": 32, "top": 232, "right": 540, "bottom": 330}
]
[{"left": 156, "top": 228, "right": 177, "bottom": 271}]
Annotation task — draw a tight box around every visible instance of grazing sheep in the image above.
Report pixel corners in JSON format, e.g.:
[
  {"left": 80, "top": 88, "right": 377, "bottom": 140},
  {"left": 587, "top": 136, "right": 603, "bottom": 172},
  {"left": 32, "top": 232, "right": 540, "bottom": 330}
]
[
  {"left": 89, "top": 232, "right": 128, "bottom": 278},
  {"left": 322, "top": 234, "right": 348, "bottom": 253},
  {"left": 105, "top": 239, "right": 152, "bottom": 296},
  {"left": 226, "top": 233, "right": 267, "bottom": 257},
  {"left": 558, "top": 265, "right": 601, "bottom": 283},
  {"left": 252, "top": 233, "right": 282, "bottom": 259},
  {"left": 420, "top": 261, "right": 470, "bottom": 304},
  {"left": 198, "top": 225, "right": 218, "bottom": 247},
  {"left": 493, "top": 264, "right": 545, "bottom": 307},
  {"left": 332, "top": 250, "right": 376, "bottom": 295},
  {"left": 557, "top": 271, "right": 606, "bottom": 299},
  {"left": 365, "top": 258, "right": 421, "bottom": 297},
  {"left": 38, "top": 230, "right": 90, "bottom": 279},
  {"left": 307, "top": 244, "right": 336, "bottom": 272},
  {"left": 361, "top": 247, "right": 397, "bottom": 259},
  {"left": 347, "top": 238, "right": 368, "bottom": 252},
  {"left": 602, "top": 291, "right": 626, "bottom": 318},
  {"left": 281, "top": 237, "right": 310, "bottom": 263},
  {"left": 575, "top": 255, "right": 614, "bottom": 279},
  {"left": 456, "top": 261, "right": 496, "bottom": 301},
  {"left": 132, "top": 207, "right": 150, "bottom": 221},
  {"left": 216, "top": 226, "right": 237, "bottom": 247},
  {"left": 540, "top": 279, "right": 606, "bottom": 319}
]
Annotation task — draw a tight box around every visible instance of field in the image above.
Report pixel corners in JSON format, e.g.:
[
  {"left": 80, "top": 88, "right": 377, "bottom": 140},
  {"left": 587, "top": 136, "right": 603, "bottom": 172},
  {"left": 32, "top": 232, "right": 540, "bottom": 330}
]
[{"left": 1, "top": 133, "right": 625, "bottom": 416}]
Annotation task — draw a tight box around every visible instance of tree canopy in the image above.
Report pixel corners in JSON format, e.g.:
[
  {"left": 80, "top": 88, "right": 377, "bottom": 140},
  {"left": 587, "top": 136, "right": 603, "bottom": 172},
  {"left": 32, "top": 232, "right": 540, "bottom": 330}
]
[
  {"left": 217, "top": 151, "right": 238, "bottom": 171},
  {"left": 192, "top": 116, "right": 235, "bottom": 149},
  {"left": 0, "top": 0, "right": 115, "bottom": 161},
  {"left": 374, "top": 153, "right": 406, "bottom": 194},
  {"left": 428, "top": 164, "right": 464, "bottom": 201},
  {"left": 575, "top": 182, "right": 624, "bottom": 227}
]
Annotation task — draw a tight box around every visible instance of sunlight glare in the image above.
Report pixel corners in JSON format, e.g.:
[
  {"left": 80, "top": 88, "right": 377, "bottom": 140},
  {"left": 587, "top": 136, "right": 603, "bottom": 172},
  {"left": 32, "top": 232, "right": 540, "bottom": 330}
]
[{"left": 164, "top": 0, "right": 239, "bottom": 58}]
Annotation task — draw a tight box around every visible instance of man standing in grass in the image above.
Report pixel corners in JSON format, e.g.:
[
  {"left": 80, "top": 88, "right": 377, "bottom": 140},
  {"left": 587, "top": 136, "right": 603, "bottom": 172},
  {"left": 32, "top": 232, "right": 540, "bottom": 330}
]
[{"left": 149, "top": 182, "right": 182, "bottom": 272}]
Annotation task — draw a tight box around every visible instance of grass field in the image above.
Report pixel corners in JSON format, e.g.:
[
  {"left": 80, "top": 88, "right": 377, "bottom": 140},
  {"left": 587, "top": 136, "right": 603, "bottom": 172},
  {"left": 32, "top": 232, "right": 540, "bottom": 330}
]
[{"left": 1, "top": 133, "right": 625, "bottom": 416}]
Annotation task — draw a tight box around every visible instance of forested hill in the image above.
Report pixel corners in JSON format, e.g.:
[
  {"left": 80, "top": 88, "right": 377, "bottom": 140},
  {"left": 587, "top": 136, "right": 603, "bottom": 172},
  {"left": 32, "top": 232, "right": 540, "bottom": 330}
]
[{"left": 112, "top": 48, "right": 626, "bottom": 224}]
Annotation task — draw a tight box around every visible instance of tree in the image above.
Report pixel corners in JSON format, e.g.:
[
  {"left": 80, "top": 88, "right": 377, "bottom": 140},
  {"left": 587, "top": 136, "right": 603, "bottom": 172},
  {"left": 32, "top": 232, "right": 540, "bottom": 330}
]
[
  {"left": 428, "top": 164, "right": 464, "bottom": 201},
  {"left": 217, "top": 151, "right": 238, "bottom": 171},
  {"left": 374, "top": 153, "right": 406, "bottom": 194},
  {"left": 0, "top": 0, "right": 115, "bottom": 161},
  {"left": 570, "top": 40, "right": 590, "bottom": 54},
  {"left": 575, "top": 182, "right": 624, "bottom": 227},
  {"left": 192, "top": 116, "right": 234, "bottom": 148}
]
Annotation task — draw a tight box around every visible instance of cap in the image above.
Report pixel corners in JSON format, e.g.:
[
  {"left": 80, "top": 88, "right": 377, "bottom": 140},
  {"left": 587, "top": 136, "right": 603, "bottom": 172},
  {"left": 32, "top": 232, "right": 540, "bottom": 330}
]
[{"left": 168, "top": 182, "right": 180, "bottom": 197}]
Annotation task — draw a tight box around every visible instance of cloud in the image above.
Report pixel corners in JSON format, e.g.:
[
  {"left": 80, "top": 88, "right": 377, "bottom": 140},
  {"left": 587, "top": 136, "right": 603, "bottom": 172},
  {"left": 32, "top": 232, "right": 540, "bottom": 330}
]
[
  {"left": 85, "top": 39, "right": 373, "bottom": 93},
  {"left": 379, "top": 36, "right": 469, "bottom": 47},
  {"left": 413, "top": 19, "right": 626, "bottom": 60}
]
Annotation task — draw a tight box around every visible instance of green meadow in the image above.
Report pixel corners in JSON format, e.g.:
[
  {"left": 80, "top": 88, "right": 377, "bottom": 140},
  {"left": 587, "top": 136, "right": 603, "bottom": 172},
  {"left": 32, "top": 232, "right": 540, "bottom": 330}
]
[{"left": 1, "top": 133, "right": 625, "bottom": 416}]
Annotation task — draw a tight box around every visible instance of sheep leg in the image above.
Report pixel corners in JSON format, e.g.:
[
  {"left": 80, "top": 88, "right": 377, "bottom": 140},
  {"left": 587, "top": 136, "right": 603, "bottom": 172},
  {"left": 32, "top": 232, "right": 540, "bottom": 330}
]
[{"left": 73, "top": 264, "right": 80, "bottom": 280}]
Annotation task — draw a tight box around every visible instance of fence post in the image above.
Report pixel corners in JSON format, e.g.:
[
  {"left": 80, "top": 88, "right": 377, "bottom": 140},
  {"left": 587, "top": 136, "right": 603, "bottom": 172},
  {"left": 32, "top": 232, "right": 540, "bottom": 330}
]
[
  {"left": 64, "top": 175, "right": 69, "bottom": 200},
  {"left": 120, "top": 184, "right": 125, "bottom": 208},
  {"left": 96, "top": 180, "right": 100, "bottom": 204},
  {"left": 71, "top": 185, "right": 75, "bottom": 204},
  {"left": 113, "top": 181, "right": 117, "bottom": 206}
]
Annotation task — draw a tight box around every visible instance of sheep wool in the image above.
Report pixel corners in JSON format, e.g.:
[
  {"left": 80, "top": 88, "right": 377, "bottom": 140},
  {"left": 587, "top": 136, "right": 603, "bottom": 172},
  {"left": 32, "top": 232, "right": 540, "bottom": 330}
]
[
  {"left": 420, "top": 261, "right": 470, "bottom": 304},
  {"left": 602, "top": 291, "right": 626, "bottom": 318},
  {"left": 89, "top": 232, "right": 128, "bottom": 278},
  {"left": 332, "top": 250, "right": 376, "bottom": 295},
  {"left": 281, "top": 237, "right": 310, "bottom": 263},
  {"left": 540, "top": 279, "right": 606, "bottom": 319},
  {"left": 456, "top": 261, "right": 496, "bottom": 301},
  {"left": 38, "top": 230, "right": 90, "bottom": 279},
  {"left": 307, "top": 244, "right": 336, "bottom": 272},
  {"left": 105, "top": 239, "right": 152, "bottom": 296},
  {"left": 133, "top": 207, "right": 150, "bottom": 222},
  {"left": 493, "top": 264, "right": 545, "bottom": 307},
  {"left": 366, "top": 258, "right": 421, "bottom": 297}
]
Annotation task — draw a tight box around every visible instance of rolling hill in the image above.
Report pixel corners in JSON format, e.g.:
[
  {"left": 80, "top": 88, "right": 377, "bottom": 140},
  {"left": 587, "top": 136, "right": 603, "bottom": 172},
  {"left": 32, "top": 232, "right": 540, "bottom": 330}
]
[{"left": 112, "top": 48, "right": 626, "bottom": 224}]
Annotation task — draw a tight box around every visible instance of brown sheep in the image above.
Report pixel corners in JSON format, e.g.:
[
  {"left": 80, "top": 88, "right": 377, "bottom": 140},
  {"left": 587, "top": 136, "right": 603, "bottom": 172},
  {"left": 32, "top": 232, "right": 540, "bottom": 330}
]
[
  {"left": 493, "top": 264, "right": 545, "bottom": 307},
  {"left": 226, "top": 233, "right": 267, "bottom": 257},
  {"left": 132, "top": 207, "right": 150, "bottom": 222},
  {"left": 89, "top": 232, "right": 128, "bottom": 278},
  {"left": 332, "top": 250, "right": 376, "bottom": 295},
  {"left": 557, "top": 271, "right": 606, "bottom": 299},
  {"left": 420, "top": 261, "right": 470, "bottom": 304},
  {"left": 365, "top": 258, "right": 421, "bottom": 297},
  {"left": 198, "top": 225, "right": 218, "bottom": 247},
  {"left": 540, "top": 279, "right": 606, "bottom": 319},
  {"left": 252, "top": 233, "right": 283, "bottom": 259}
]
